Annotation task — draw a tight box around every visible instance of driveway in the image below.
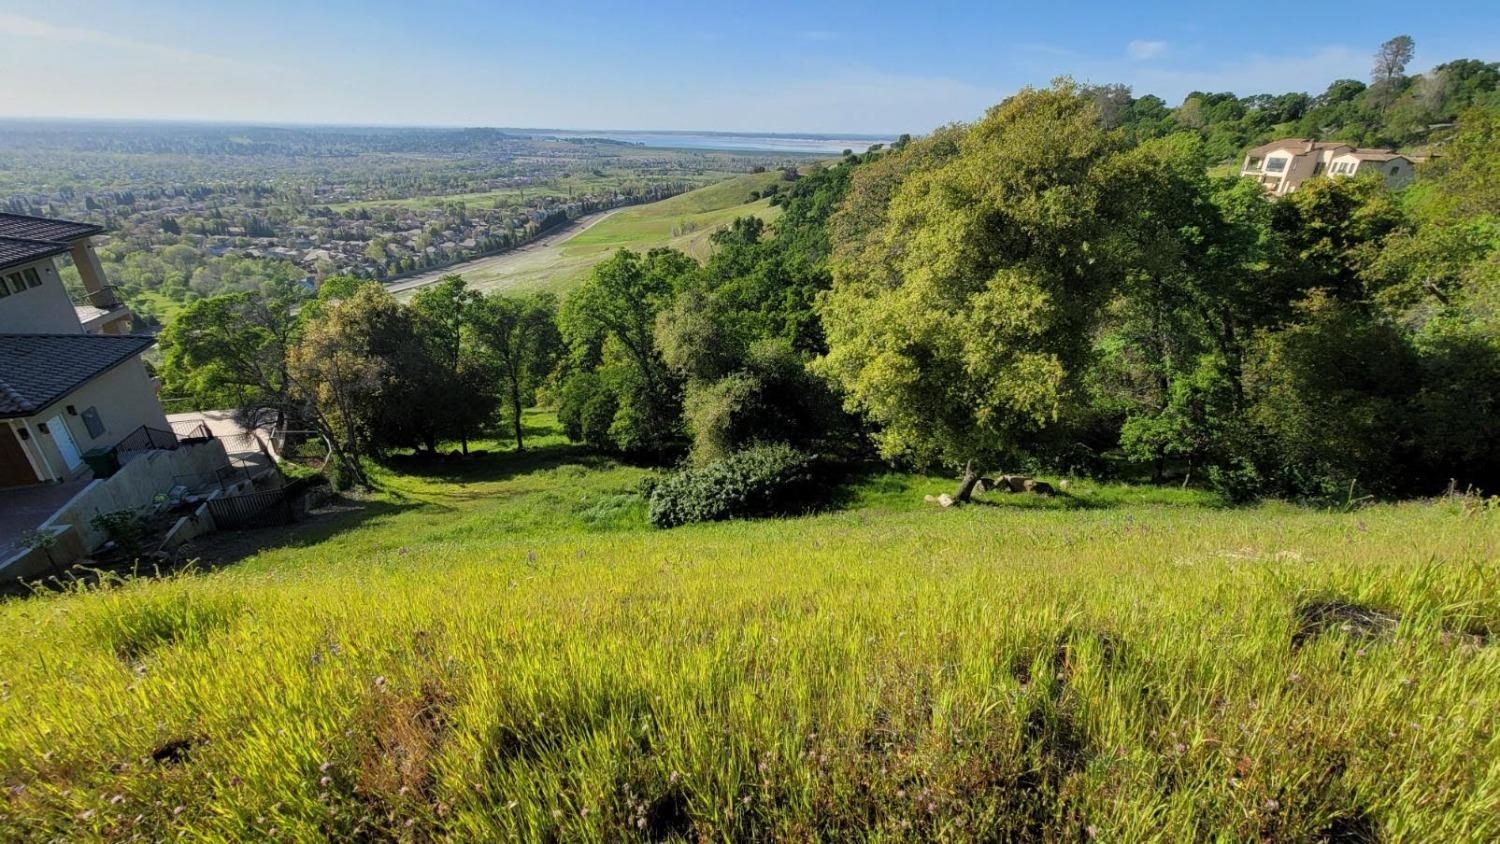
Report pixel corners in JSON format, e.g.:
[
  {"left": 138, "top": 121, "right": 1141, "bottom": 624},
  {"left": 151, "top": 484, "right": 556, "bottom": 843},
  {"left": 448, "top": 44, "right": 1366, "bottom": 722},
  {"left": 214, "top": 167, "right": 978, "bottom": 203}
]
[{"left": 0, "top": 480, "right": 90, "bottom": 554}]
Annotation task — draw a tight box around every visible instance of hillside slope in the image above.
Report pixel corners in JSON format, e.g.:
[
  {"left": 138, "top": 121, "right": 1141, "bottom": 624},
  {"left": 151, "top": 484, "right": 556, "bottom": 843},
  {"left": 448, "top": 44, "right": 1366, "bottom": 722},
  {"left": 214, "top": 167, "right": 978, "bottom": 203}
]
[{"left": 1, "top": 412, "right": 1495, "bottom": 840}]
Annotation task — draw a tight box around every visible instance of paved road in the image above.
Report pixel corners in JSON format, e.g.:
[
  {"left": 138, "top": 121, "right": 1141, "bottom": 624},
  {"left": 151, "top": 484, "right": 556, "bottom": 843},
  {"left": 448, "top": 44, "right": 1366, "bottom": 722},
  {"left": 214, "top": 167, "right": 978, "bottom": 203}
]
[{"left": 384, "top": 208, "right": 623, "bottom": 295}]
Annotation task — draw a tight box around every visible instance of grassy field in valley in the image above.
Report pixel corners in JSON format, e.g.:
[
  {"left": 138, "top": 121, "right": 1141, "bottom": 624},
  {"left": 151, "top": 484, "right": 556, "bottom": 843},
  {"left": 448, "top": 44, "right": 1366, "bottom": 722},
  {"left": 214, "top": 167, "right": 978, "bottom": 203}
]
[
  {"left": 399, "top": 171, "right": 788, "bottom": 297},
  {"left": 0, "top": 412, "right": 1497, "bottom": 841}
]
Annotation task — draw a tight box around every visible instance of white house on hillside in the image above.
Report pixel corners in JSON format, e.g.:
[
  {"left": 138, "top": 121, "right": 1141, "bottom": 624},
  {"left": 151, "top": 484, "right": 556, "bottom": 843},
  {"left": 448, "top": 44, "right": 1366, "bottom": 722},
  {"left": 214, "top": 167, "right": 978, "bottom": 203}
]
[{"left": 1240, "top": 138, "right": 1416, "bottom": 196}]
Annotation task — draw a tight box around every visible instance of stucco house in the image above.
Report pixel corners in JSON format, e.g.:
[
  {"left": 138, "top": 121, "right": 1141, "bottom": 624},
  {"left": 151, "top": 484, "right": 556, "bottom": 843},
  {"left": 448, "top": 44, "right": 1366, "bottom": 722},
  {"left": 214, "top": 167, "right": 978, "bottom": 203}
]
[
  {"left": 1239, "top": 139, "right": 1416, "bottom": 196},
  {"left": 0, "top": 333, "right": 169, "bottom": 488},
  {"left": 0, "top": 213, "right": 134, "bottom": 336},
  {"left": 0, "top": 214, "right": 167, "bottom": 489}
]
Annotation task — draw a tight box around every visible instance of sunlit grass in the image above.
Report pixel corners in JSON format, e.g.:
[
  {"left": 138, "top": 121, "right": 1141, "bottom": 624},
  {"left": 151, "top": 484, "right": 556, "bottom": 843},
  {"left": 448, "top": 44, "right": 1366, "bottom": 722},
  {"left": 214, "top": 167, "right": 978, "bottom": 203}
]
[{"left": 1, "top": 412, "right": 1496, "bottom": 841}]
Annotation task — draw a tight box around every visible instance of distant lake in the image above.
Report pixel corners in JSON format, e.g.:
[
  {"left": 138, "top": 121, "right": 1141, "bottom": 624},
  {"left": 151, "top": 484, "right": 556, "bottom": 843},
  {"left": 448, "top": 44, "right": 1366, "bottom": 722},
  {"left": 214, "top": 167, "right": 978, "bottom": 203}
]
[{"left": 532, "top": 129, "right": 897, "bottom": 155}]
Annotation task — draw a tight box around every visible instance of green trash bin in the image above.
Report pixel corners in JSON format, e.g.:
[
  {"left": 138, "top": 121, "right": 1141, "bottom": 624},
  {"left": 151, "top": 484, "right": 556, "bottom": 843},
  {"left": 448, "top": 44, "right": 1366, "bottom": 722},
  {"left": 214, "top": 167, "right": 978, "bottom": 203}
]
[{"left": 82, "top": 447, "right": 120, "bottom": 479}]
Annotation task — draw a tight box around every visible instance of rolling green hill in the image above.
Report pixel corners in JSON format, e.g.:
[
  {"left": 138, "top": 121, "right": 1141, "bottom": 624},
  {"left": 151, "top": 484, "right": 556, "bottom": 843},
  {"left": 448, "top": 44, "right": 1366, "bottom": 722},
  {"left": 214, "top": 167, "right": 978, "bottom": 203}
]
[{"left": 396, "top": 171, "right": 789, "bottom": 297}]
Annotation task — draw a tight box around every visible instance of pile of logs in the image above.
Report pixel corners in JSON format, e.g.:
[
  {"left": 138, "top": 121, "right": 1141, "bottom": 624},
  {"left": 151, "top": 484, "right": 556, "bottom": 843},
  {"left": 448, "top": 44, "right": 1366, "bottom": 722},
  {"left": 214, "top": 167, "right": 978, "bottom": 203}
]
[{"left": 925, "top": 475, "right": 1058, "bottom": 507}]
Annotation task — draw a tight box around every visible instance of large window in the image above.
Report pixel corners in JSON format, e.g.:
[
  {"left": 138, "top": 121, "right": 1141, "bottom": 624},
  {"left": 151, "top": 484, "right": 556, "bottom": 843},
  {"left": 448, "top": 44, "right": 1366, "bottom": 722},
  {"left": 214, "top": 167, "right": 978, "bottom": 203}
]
[
  {"left": 1, "top": 268, "right": 45, "bottom": 296},
  {"left": 1265, "top": 157, "right": 1288, "bottom": 173}
]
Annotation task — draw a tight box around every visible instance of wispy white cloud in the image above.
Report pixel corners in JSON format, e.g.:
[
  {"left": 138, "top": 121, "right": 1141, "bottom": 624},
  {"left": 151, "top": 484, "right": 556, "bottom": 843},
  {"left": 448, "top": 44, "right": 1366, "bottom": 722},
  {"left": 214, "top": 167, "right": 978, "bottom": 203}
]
[
  {"left": 1126, "top": 40, "right": 1169, "bottom": 60},
  {"left": 794, "top": 30, "right": 841, "bottom": 42},
  {"left": 0, "top": 12, "right": 259, "bottom": 70}
]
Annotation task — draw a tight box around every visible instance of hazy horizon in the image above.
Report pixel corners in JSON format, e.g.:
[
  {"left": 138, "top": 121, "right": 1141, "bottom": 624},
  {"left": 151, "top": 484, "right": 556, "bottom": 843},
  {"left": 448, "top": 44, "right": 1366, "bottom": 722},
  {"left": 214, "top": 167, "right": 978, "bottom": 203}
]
[{"left": 1, "top": 1, "right": 1496, "bottom": 135}]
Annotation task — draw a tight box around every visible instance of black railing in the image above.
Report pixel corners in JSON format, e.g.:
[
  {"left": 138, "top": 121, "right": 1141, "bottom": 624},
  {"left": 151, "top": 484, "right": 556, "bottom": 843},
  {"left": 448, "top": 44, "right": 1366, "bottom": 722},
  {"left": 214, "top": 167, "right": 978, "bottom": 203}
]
[
  {"left": 110, "top": 425, "right": 179, "bottom": 460},
  {"left": 72, "top": 285, "right": 126, "bottom": 311},
  {"left": 207, "top": 488, "right": 295, "bottom": 530},
  {"left": 174, "top": 422, "right": 214, "bottom": 444}
]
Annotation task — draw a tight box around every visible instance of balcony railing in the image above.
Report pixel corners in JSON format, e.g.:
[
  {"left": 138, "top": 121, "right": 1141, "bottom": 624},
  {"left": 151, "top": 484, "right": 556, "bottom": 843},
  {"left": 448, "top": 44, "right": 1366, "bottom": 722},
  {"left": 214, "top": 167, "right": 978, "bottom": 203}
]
[
  {"left": 72, "top": 285, "right": 126, "bottom": 311},
  {"left": 111, "top": 425, "right": 181, "bottom": 460}
]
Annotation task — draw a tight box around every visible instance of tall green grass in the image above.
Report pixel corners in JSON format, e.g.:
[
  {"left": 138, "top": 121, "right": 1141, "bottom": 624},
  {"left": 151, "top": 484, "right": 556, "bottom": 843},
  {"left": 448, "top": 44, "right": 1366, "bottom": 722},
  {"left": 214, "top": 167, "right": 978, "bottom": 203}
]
[{"left": 1, "top": 414, "right": 1496, "bottom": 841}]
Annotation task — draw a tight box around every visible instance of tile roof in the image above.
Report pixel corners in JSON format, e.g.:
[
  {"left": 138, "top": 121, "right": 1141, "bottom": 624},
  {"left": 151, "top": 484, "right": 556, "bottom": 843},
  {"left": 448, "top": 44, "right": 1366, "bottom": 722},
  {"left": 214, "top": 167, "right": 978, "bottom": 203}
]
[
  {"left": 0, "top": 213, "right": 103, "bottom": 243},
  {"left": 0, "top": 333, "right": 156, "bottom": 419},
  {"left": 0, "top": 237, "right": 70, "bottom": 273},
  {"left": 1247, "top": 138, "right": 1408, "bottom": 161},
  {"left": 0, "top": 214, "right": 104, "bottom": 273},
  {"left": 1247, "top": 138, "right": 1349, "bottom": 157},
  {"left": 1346, "top": 151, "right": 1410, "bottom": 161}
]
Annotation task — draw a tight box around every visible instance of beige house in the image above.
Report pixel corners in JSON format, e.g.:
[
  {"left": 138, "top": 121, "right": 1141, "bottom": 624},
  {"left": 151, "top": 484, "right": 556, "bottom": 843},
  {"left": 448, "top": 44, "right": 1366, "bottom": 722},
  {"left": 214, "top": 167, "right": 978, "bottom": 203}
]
[
  {"left": 0, "top": 214, "right": 168, "bottom": 490},
  {"left": 0, "top": 213, "right": 134, "bottom": 336},
  {"left": 1240, "top": 139, "right": 1416, "bottom": 196}
]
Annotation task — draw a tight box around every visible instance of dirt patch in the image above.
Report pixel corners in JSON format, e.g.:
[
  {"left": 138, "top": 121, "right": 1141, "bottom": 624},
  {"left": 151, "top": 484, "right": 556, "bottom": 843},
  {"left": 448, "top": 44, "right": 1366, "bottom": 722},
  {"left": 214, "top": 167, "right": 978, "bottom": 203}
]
[
  {"left": 1292, "top": 601, "right": 1401, "bottom": 649},
  {"left": 150, "top": 736, "right": 201, "bottom": 766},
  {"left": 642, "top": 789, "right": 693, "bottom": 841},
  {"left": 1318, "top": 808, "right": 1382, "bottom": 842}
]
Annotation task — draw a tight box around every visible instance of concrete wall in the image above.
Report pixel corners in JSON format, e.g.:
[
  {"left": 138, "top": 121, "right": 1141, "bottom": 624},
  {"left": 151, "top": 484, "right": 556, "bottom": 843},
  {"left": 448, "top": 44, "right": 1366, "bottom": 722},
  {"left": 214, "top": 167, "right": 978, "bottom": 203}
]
[
  {"left": 0, "top": 258, "right": 84, "bottom": 335},
  {"left": 41, "top": 438, "right": 231, "bottom": 551},
  {"left": 22, "top": 356, "right": 171, "bottom": 477},
  {"left": 0, "top": 524, "right": 86, "bottom": 583}
]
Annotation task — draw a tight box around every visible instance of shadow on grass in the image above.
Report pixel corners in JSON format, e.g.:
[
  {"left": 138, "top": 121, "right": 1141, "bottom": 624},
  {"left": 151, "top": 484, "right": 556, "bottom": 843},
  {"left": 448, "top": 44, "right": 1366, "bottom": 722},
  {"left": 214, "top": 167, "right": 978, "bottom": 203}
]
[
  {"left": 834, "top": 467, "right": 1231, "bottom": 513},
  {"left": 381, "top": 441, "right": 618, "bottom": 485},
  {"left": 175, "top": 496, "right": 423, "bottom": 570}
]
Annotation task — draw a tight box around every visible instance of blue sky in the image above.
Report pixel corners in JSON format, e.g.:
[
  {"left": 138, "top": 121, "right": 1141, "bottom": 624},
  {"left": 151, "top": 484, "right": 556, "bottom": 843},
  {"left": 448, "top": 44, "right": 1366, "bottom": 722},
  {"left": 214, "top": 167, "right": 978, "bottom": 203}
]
[{"left": 0, "top": 1, "right": 1495, "bottom": 134}]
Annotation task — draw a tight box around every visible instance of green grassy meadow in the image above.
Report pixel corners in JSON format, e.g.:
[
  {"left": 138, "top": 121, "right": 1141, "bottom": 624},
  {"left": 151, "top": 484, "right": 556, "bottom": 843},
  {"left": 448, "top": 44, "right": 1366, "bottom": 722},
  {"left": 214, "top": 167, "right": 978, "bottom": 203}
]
[
  {"left": 403, "top": 172, "right": 788, "bottom": 297},
  {"left": 1, "top": 412, "right": 1497, "bottom": 841}
]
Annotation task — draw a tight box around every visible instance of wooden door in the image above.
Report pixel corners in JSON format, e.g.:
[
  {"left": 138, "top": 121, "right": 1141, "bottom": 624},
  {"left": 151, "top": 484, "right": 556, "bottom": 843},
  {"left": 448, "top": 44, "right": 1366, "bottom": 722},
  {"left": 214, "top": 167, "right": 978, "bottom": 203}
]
[{"left": 0, "top": 425, "right": 39, "bottom": 488}]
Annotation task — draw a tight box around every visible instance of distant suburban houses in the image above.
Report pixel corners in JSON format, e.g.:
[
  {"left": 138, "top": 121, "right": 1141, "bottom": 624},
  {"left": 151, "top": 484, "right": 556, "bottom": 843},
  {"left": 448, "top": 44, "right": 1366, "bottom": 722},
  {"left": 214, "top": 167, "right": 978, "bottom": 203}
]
[{"left": 1240, "top": 138, "right": 1419, "bottom": 196}]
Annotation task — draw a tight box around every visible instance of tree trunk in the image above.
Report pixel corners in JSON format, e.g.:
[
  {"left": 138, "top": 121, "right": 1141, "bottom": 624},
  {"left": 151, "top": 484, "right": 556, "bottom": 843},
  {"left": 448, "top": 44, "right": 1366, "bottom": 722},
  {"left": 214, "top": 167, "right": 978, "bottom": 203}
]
[
  {"left": 511, "top": 388, "right": 524, "bottom": 452},
  {"left": 953, "top": 460, "right": 981, "bottom": 503}
]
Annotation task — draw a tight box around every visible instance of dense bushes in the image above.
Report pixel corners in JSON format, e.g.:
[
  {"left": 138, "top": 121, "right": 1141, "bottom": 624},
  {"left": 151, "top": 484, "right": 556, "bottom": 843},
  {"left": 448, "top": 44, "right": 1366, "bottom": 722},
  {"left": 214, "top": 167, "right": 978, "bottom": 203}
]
[{"left": 647, "top": 444, "right": 824, "bottom": 528}]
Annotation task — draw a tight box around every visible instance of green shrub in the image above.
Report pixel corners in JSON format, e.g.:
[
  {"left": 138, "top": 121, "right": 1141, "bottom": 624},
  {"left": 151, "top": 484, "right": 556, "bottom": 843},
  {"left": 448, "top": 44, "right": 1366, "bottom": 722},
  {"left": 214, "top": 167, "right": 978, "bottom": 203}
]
[
  {"left": 328, "top": 456, "right": 358, "bottom": 492},
  {"left": 90, "top": 510, "right": 148, "bottom": 556},
  {"left": 647, "top": 444, "right": 824, "bottom": 528}
]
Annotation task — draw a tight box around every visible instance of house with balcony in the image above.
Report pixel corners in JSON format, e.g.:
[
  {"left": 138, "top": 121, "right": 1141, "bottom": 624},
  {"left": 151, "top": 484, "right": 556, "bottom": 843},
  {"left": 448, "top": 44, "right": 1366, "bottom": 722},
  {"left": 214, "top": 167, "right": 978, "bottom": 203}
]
[
  {"left": 0, "top": 213, "right": 175, "bottom": 494},
  {"left": 1239, "top": 139, "right": 1416, "bottom": 196},
  {"left": 0, "top": 214, "right": 238, "bottom": 581},
  {"left": 0, "top": 213, "right": 134, "bottom": 335}
]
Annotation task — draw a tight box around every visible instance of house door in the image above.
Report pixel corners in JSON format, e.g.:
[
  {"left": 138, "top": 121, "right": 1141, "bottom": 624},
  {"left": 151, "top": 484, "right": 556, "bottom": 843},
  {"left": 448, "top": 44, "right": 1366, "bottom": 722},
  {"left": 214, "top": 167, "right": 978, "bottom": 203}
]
[
  {"left": 0, "top": 425, "right": 39, "bottom": 488},
  {"left": 46, "top": 415, "right": 83, "bottom": 472}
]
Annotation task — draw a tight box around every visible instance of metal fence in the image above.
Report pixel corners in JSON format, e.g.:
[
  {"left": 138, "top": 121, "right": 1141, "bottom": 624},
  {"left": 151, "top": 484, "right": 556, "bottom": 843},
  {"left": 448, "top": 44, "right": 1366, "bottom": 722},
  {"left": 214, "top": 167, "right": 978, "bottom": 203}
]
[
  {"left": 111, "top": 425, "right": 180, "bottom": 459},
  {"left": 206, "top": 488, "right": 295, "bottom": 530}
]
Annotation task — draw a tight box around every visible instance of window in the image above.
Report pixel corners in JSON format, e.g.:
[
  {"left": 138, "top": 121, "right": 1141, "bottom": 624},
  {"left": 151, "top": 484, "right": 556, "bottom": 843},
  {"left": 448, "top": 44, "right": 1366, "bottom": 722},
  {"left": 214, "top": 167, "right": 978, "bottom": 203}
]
[
  {"left": 21, "top": 268, "right": 41, "bottom": 288},
  {"left": 4, "top": 273, "right": 26, "bottom": 294},
  {"left": 1265, "top": 157, "right": 1287, "bottom": 173},
  {"left": 1245, "top": 156, "right": 1262, "bottom": 170},
  {"left": 81, "top": 407, "right": 105, "bottom": 439}
]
